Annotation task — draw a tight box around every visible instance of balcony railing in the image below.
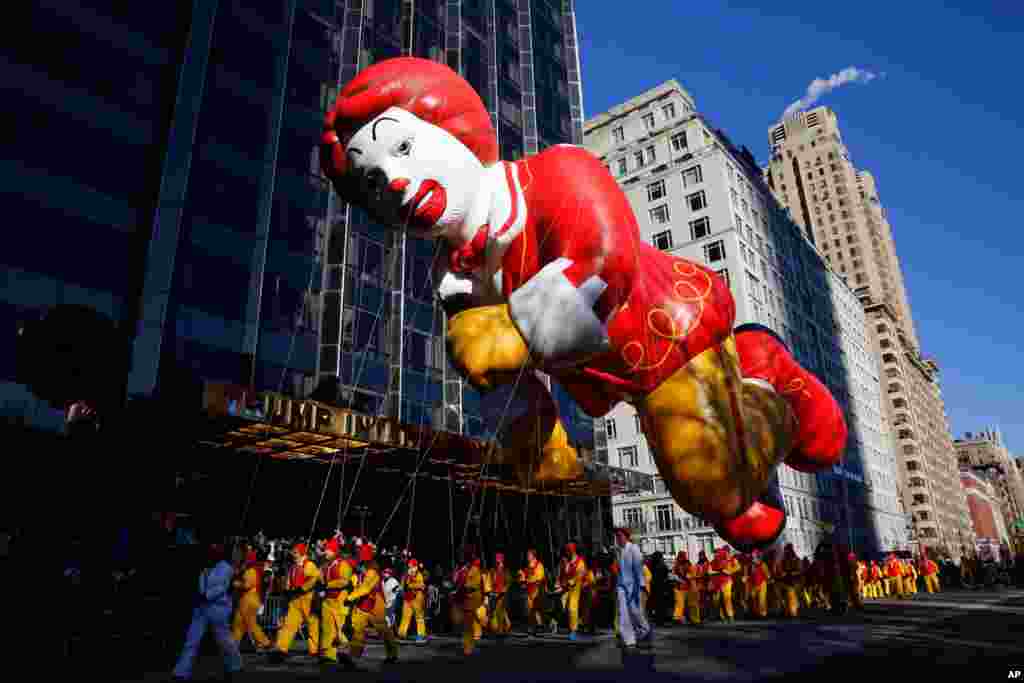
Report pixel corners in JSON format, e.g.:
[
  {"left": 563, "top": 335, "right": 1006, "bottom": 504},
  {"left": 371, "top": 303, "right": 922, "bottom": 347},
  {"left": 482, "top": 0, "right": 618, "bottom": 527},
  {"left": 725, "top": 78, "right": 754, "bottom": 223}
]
[{"left": 627, "top": 518, "right": 705, "bottom": 537}]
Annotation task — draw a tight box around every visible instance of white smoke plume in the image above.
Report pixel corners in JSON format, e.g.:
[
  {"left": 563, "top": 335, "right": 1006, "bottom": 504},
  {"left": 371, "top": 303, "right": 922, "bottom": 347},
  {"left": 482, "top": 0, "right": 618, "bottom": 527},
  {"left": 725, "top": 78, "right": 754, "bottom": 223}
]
[{"left": 782, "top": 67, "right": 882, "bottom": 120}]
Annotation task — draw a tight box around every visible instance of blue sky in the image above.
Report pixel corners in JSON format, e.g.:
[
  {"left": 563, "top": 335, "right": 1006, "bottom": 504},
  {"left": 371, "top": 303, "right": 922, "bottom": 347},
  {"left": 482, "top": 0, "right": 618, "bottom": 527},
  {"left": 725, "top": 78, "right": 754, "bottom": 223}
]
[{"left": 575, "top": 1, "right": 1024, "bottom": 455}]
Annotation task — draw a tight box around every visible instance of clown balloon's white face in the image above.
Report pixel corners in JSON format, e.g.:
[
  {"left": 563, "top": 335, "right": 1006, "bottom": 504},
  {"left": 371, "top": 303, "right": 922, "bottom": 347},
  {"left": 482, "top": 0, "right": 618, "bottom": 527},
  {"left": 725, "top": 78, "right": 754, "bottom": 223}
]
[{"left": 345, "top": 106, "right": 486, "bottom": 239}]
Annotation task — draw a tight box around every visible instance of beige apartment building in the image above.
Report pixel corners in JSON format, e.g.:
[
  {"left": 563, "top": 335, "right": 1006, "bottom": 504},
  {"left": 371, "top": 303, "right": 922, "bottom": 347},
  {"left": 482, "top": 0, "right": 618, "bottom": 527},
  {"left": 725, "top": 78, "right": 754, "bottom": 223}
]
[
  {"left": 764, "top": 107, "right": 973, "bottom": 559},
  {"left": 956, "top": 428, "right": 1024, "bottom": 549},
  {"left": 585, "top": 83, "right": 907, "bottom": 560}
]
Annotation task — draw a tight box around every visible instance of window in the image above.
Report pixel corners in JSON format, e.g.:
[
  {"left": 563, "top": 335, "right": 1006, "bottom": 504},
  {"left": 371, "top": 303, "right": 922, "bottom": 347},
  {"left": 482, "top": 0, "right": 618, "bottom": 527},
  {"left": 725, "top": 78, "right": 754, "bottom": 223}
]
[
  {"left": 642, "top": 112, "right": 655, "bottom": 129},
  {"left": 613, "top": 126, "right": 624, "bottom": 143},
  {"left": 623, "top": 507, "right": 642, "bottom": 529},
  {"left": 681, "top": 165, "right": 703, "bottom": 188},
  {"left": 619, "top": 445, "right": 639, "bottom": 468},
  {"left": 704, "top": 240, "right": 725, "bottom": 263},
  {"left": 634, "top": 413, "right": 641, "bottom": 432},
  {"left": 634, "top": 151, "right": 645, "bottom": 168},
  {"left": 649, "top": 204, "right": 670, "bottom": 224},
  {"left": 617, "top": 158, "right": 627, "bottom": 175},
  {"left": 652, "top": 230, "right": 673, "bottom": 251},
  {"left": 662, "top": 103, "right": 676, "bottom": 119},
  {"left": 605, "top": 418, "right": 617, "bottom": 440},
  {"left": 715, "top": 268, "right": 729, "bottom": 286},
  {"left": 655, "top": 505, "right": 673, "bottom": 532},
  {"left": 687, "top": 190, "right": 708, "bottom": 212},
  {"left": 647, "top": 179, "right": 666, "bottom": 201},
  {"left": 689, "top": 216, "right": 711, "bottom": 240},
  {"left": 646, "top": 145, "right": 657, "bottom": 163},
  {"left": 671, "top": 131, "right": 687, "bottom": 152}
]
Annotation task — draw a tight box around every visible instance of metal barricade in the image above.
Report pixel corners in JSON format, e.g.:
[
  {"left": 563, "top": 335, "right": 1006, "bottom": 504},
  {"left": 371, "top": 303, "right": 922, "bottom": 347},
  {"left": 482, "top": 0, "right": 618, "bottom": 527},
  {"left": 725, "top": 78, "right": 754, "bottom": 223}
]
[{"left": 258, "top": 595, "right": 288, "bottom": 633}]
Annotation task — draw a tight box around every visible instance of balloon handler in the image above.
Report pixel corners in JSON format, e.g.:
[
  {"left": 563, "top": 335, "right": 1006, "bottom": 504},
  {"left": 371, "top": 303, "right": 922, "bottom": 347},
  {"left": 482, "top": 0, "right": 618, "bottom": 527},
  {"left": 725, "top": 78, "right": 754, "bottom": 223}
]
[{"left": 321, "top": 57, "right": 848, "bottom": 553}]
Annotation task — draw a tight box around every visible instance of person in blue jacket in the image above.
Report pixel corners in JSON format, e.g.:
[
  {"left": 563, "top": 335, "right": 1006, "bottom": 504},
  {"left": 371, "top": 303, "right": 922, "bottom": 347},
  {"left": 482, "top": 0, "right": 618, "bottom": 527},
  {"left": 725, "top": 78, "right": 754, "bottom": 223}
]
[
  {"left": 614, "top": 527, "right": 652, "bottom": 649},
  {"left": 171, "top": 543, "right": 243, "bottom": 681}
]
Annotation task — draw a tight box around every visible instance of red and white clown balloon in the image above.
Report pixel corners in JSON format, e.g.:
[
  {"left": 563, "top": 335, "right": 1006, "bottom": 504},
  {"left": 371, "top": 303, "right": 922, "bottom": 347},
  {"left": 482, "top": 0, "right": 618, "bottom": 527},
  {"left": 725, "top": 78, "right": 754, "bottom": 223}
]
[{"left": 321, "top": 58, "right": 848, "bottom": 551}]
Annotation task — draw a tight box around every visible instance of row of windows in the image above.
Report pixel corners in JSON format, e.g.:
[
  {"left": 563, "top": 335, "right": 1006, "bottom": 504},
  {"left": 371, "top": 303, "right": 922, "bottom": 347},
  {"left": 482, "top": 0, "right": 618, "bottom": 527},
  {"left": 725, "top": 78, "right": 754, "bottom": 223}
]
[
  {"left": 647, "top": 190, "right": 707, "bottom": 229},
  {"left": 611, "top": 100, "right": 686, "bottom": 144},
  {"left": 610, "top": 130, "right": 690, "bottom": 176}
]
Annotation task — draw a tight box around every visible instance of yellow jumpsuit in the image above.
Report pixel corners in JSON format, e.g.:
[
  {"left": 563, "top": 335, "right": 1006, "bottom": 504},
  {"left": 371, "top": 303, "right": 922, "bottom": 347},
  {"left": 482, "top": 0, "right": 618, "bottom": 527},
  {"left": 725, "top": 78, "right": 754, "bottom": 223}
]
[
  {"left": 320, "top": 558, "right": 355, "bottom": 662},
  {"left": 398, "top": 568, "right": 427, "bottom": 638},
  {"left": 885, "top": 559, "right": 903, "bottom": 597},
  {"left": 686, "top": 562, "right": 705, "bottom": 624},
  {"left": 347, "top": 566, "right": 399, "bottom": 659},
  {"left": 487, "top": 566, "right": 513, "bottom": 634},
  {"left": 672, "top": 561, "right": 688, "bottom": 622},
  {"left": 800, "top": 561, "right": 814, "bottom": 608},
  {"left": 477, "top": 570, "right": 492, "bottom": 639},
  {"left": 560, "top": 556, "right": 587, "bottom": 633},
  {"left": 779, "top": 557, "right": 802, "bottom": 618},
  {"left": 461, "top": 563, "right": 486, "bottom": 655},
  {"left": 734, "top": 560, "right": 749, "bottom": 615},
  {"left": 522, "top": 561, "right": 546, "bottom": 630},
  {"left": 921, "top": 560, "right": 940, "bottom": 593},
  {"left": 869, "top": 563, "right": 882, "bottom": 599},
  {"left": 274, "top": 560, "right": 321, "bottom": 656},
  {"left": 905, "top": 561, "right": 918, "bottom": 595},
  {"left": 748, "top": 560, "right": 771, "bottom": 617},
  {"left": 709, "top": 556, "right": 741, "bottom": 620},
  {"left": 231, "top": 564, "right": 271, "bottom": 648}
]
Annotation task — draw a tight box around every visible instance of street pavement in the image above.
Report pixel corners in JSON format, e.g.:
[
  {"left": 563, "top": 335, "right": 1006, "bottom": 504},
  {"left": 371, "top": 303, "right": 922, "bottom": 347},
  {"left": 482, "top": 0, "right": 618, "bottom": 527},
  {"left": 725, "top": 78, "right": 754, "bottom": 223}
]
[{"left": 120, "top": 588, "right": 1024, "bottom": 681}]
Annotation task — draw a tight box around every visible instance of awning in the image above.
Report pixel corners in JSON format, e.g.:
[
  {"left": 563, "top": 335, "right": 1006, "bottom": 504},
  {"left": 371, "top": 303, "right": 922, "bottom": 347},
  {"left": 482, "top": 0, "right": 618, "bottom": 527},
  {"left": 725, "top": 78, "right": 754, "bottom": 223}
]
[{"left": 197, "top": 382, "right": 653, "bottom": 498}]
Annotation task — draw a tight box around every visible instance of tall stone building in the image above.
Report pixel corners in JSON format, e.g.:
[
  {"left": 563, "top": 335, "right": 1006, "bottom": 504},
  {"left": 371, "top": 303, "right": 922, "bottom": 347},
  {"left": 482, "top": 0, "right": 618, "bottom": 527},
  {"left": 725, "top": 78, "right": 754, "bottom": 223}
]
[
  {"left": 956, "top": 428, "right": 1024, "bottom": 548},
  {"left": 583, "top": 82, "right": 907, "bottom": 560},
  {"left": 960, "top": 467, "right": 1010, "bottom": 558},
  {"left": 764, "top": 107, "right": 973, "bottom": 559}
]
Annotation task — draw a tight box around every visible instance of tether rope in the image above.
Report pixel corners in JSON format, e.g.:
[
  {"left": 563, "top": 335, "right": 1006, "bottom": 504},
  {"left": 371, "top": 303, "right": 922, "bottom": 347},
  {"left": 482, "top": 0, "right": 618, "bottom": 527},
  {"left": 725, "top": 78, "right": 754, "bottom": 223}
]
[
  {"left": 237, "top": 215, "right": 324, "bottom": 538},
  {"left": 455, "top": 184, "right": 581, "bottom": 556},
  {"left": 320, "top": 235, "right": 443, "bottom": 543},
  {"left": 372, "top": 243, "right": 454, "bottom": 545}
]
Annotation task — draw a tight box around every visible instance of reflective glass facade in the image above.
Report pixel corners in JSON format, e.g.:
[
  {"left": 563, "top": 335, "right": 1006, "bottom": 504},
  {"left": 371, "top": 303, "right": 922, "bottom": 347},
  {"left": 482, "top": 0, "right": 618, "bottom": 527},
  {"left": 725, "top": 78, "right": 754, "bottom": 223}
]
[
  {"left": 3, "top": 0, "right": 590, "bottom": 448},
  {"left": 317, "top": 0, "right": 593, "bottom": 449}
]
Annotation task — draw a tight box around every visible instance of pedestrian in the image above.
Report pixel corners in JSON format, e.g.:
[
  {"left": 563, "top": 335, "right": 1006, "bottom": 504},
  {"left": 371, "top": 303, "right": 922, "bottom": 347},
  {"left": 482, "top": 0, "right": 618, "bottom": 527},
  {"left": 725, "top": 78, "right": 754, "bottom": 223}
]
[
  {"left": 382, "top": 567, "right": 402, "bottom": 630},
  {"left": 614, "top": 527, "right": 652, "bottom": 651},
  {"left": 171, "top": 543, "right": 242, "bottom": 681}
]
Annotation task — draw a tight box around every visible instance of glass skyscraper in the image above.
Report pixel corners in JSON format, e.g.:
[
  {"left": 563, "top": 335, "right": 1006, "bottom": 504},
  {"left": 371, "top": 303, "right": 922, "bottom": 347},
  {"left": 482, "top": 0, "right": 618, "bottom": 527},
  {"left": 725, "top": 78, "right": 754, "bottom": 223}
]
[
  {"left": 320, "top": 0, "right": 591, "bottom": 449},
  {"left": 2, "top": 0, "right": 592, "bottom": 452}
]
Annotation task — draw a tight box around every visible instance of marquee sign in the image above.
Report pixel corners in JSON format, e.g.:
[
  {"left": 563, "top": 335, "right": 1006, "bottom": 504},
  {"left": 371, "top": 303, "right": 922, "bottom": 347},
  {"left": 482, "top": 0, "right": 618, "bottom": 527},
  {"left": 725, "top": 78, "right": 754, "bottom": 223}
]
[{"left": 198, "top": 382, "right": 653, "bottom": 497}]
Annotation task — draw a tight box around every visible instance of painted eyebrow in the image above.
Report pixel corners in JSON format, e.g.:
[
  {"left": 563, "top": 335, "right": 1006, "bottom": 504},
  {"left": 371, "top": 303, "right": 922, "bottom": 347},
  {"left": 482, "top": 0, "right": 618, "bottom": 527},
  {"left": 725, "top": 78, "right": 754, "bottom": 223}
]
[
  {"left": 349, "top": 148, "right": 363, "bottom": 156},
  {"left": 372, "top": 116, "right": 400, "bottom": 141}
]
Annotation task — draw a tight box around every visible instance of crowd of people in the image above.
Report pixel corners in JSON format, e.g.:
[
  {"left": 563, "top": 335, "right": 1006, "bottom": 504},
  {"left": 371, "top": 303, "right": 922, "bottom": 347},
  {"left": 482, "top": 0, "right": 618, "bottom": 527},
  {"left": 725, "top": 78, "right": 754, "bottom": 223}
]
[
  {"left": 162, "top": 525, "right": 1023, "bottom": 680},
  {"left": 58, "top": 510, "right": 1024, "bottom": 681}
]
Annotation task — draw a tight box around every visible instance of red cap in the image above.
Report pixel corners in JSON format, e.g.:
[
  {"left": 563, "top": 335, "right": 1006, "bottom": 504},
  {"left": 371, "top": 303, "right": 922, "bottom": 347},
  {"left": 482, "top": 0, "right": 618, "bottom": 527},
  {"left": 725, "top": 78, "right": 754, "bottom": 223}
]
[
  {"left": 293, "top": 543, "right": 307, "bottom": 556},
  {"left": 495, "top": 553, "right": 504, "bottom": 563},
  {"left": 359, "top": 544, "right": 375, "bottom": 563},
  {"left": 245, "top": 550, "right": 258, "bottom": 564},
  {"left": 324, "top": 539, "right": 340, "bottom": 554},
  {"left": 408, "top": 559, "right": 419, "bottom": 569}
]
